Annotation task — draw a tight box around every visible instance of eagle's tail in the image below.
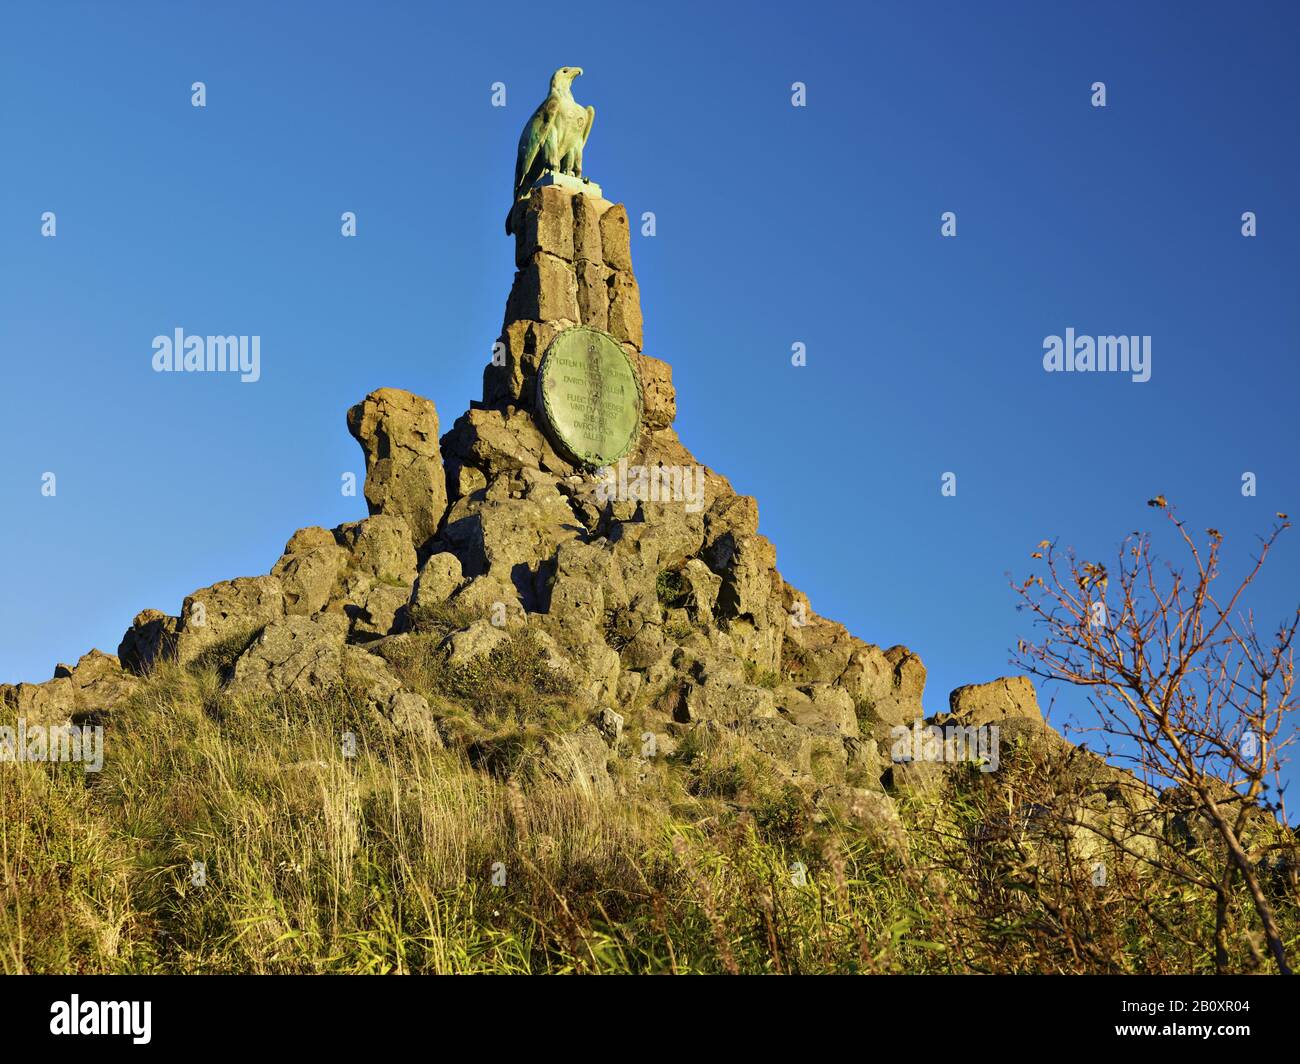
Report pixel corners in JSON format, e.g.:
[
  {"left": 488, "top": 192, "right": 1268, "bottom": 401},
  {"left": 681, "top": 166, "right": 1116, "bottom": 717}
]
[{"left": 505, "top": 200, "right": 517, "bottom": 236}]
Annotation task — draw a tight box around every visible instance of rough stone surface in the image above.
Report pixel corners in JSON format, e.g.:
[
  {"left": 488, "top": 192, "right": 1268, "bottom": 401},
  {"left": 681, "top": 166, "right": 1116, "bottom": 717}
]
[
  {"left": 315, "top": 515, "right": 419, "bottom": 639},
  {"left": 817, "top": 785, "right": 903, "bottom": 835},
  {"left": 635, "top": 353, "right": 677, "bottom": 429},
  {"left": 599, "top": 203, "right": 633, "bottom": 272},
  {"left": 339, "top": 514, "right": 419, "bottom": 584},
  {"left": 441, "top": 620, "right": 509, "bottom": 667},
  {"left": 507, "top": 252, "right": 580, "bottom": 325},
  {"left": 272, "top": 529, "right": 349, "bottom": 617},
  {"left": 411, "top": 552, "right": 464, "bottom": 619},
  {"left": 571, "top": 192, "right": 605, "bottom": 265},
  {"left": 176, "top": 576, "right": 285, "bottom": 665},
  {"left": 513, "top": 185, "right": 575, "bottom": 266},
  {"left": 744, "top": 716, "right": 812, "bottom": 776},
  {"left": 347, "top": 388, "right": 448, "bottom": 553},
  {"left": 543, "top": 725, "right": 612, "bottom": 795},
  {"left": 227, "top": 614, "right": 436, "bottom": 741},
  {"left": 4, "top": 677, "right": 77, "bottom": 728},
  {"left": 575, "top": 258, "right": 610, "bottom": 331},
  {"left": 594, "top": 706, "right": 624, "bottom": 747},
  {"left": 947, "top": 676, "right": 1043, "bottom": 726},
  {"left": 3, "top": 650, "right": 140, "bottom": 728},
  {"left": 227, "top": 613, "right": 352, "bottom": 699},
  {"left": 606, "top": 271, "right": 643, "bottom": 350},
  {"left": 118, "top": 609, "right": 178, "bottom": 674},
  {"left": 842, "top": 643, "right": 927, "bottom": 741}
]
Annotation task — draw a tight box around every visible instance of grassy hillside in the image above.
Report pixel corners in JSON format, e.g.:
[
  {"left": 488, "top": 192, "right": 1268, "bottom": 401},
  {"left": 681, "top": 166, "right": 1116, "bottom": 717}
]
[{"left": 3, "top": 639, "right": 1295, "bottom": 975}]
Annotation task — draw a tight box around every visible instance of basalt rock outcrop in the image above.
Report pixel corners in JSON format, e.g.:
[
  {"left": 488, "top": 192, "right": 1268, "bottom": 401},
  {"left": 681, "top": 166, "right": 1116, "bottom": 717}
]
[
  {"left": 3, "top": 649, "right": 139, "bottom": 729},
  {"left": 346, "top": 388, "right": 447, "bottom": 554},
  {"left": 4, "top": 181, "right": 1086, "bottom": 836}
]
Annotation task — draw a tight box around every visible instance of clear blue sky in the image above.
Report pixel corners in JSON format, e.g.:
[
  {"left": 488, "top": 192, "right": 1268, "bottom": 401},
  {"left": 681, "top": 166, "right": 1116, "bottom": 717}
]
[{"left": 2, "top": 1, "right": 1296, "bottom": 781}]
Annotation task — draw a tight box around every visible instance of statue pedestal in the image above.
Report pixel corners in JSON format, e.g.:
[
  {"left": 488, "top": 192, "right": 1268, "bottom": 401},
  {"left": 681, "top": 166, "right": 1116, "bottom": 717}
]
[{"left": 532, "top": 172, "right": 603, "bottom": 199}]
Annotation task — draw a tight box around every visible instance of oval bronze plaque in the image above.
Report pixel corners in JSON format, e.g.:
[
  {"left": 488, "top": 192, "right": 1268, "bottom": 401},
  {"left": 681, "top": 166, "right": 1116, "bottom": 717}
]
[{"left": 536, "top": 326, "right": 643, "bottom": 466}]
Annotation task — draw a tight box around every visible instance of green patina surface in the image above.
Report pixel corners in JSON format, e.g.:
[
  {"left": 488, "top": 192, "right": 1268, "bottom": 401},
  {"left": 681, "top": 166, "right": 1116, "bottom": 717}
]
[
  {"left": 505, "top": 66, "right": 595, "bottom": 235},
  {"left": 536, "top": 326, "right": 642, "bottom": 467}
]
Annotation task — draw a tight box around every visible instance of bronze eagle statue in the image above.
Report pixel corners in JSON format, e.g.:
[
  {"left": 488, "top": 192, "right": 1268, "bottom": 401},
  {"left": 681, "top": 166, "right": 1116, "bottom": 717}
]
[{"left": 505, "top": 66, "right": 595, "bottom": 235}]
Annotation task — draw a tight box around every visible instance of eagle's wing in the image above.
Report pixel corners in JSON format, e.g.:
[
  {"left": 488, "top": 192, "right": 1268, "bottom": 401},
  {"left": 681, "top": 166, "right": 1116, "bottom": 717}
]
[
  {"left": 581, "top": 105, "right": 595, "bottom": 149},
  {"left": 515, "top": 98, "right": 560, "bottom": 199}
]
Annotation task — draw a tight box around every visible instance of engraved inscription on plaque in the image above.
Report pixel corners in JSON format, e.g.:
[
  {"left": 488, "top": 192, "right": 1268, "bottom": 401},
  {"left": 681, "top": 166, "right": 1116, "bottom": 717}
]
[{"left": 536, "top": 326, "right": 643, "bottom": 466}]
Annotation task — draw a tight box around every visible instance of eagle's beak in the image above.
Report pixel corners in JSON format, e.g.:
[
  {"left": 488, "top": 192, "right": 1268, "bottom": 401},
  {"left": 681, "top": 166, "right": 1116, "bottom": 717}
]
[{"left": 571, "top": 67, "right": 583, "bottom": 78}]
